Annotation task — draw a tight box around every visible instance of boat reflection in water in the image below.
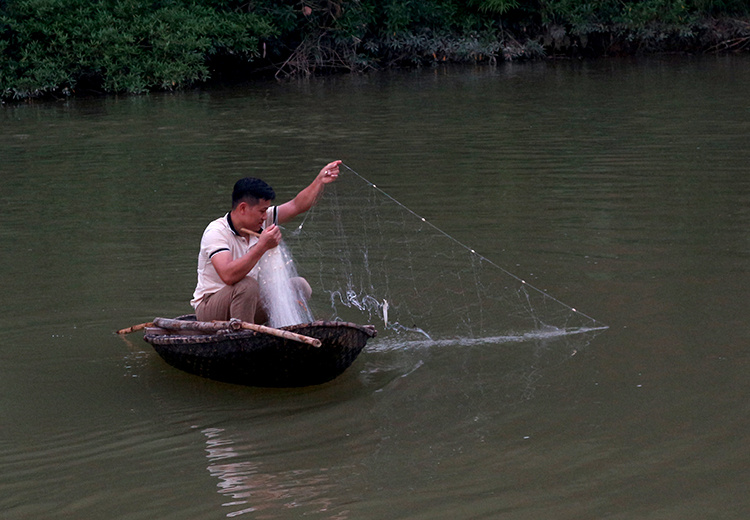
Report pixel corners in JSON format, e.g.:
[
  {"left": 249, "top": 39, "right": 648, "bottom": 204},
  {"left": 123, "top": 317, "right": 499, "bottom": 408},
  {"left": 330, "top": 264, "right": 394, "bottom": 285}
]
[{"left": 203, "top": 427, "right": 343, "bottom": 518}]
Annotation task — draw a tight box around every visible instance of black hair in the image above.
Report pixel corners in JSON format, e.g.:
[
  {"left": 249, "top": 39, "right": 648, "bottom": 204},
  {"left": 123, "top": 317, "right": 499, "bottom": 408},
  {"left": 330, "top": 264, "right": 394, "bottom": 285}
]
[{"left": 231, "top": 177, "right": 276, "bottom": 208}]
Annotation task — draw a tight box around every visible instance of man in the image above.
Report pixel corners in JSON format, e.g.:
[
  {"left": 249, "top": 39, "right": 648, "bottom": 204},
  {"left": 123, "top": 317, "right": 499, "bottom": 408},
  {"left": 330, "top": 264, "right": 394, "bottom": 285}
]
[{"left": 191, "top": 160, "right": 341, "bottom": 324}]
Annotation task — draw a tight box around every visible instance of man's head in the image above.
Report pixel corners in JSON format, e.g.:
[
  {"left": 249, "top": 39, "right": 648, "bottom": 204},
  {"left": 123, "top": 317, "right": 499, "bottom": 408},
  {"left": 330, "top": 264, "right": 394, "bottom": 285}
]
[
  {"left": 231, "top": 178, "right": 276, "bottom": 232},
  {"left": 232, "top": 177, "right": 276, "bottom": 209}
]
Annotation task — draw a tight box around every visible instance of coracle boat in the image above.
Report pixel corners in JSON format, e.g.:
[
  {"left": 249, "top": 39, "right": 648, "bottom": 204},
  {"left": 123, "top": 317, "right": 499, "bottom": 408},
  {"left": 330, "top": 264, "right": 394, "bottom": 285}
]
[{"left": 141, "top": 315, "right": 377, "bottom": 387}]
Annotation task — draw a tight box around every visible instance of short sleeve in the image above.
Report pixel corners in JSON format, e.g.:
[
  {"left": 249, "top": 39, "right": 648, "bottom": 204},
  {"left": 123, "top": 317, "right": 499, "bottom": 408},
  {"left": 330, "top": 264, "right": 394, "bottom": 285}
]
[{"left": 200, "top": 220, "right": 230, "bottom": 261}]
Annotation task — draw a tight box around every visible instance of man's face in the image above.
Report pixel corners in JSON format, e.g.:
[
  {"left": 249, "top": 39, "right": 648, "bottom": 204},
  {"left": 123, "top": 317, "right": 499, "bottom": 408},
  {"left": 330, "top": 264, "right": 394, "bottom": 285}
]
[{"left": 242, "top": 199, "right": 272, "bottom": 231}]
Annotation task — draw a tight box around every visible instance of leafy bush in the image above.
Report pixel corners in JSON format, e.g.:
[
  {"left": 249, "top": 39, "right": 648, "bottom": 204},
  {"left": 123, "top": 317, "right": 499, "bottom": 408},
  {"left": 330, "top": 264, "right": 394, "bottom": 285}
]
[
  {"left": 1, "top": 0, "right": 748, "bottom": 100},
  {"left": 1, "top": 0, "right": 274, "bottom": 99}
]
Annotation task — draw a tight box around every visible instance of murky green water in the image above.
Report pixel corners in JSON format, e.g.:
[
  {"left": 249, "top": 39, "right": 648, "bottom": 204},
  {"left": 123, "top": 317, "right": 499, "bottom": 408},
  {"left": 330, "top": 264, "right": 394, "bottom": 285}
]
[{"left": 1, "top": 56, "right": 748, "bottom": 519}]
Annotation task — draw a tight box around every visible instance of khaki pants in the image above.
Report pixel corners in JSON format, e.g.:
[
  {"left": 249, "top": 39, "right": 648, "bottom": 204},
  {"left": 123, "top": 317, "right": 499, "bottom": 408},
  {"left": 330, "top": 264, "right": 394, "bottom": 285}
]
[{"left": 196, "top": 276, "right": 312, "bottom": 324}]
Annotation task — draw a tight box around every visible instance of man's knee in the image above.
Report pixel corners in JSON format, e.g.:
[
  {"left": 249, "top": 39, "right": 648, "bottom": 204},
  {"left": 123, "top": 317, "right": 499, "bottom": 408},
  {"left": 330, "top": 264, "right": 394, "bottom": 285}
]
[
  {"left": 234, "top": 276, "right": 261, "bottom": 298},
  {"left": 292, "top": 277, "right": 312, "bottom": 301},
  {"left": 230, "top": 277, "right": 264, "bottom": 323}
]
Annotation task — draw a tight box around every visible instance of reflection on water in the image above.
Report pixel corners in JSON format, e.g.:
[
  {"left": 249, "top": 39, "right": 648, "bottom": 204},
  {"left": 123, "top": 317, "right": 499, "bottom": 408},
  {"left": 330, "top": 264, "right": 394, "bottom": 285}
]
[
  {"left": 204, "top": 428, "right": 340, "bottom": 518},
  {"left": 195, "top": 324, "right": 596, "bottom": 519}
]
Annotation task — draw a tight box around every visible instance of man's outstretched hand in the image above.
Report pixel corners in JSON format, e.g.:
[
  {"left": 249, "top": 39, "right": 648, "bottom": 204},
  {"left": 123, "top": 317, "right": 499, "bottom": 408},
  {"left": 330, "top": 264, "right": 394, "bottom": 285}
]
[{"left": 318, "top": 160, "right": 342, "bottom": 184}]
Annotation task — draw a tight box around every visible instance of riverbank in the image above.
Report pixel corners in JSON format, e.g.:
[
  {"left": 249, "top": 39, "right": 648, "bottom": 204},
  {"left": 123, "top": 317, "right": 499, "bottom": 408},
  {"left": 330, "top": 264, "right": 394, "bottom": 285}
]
[{"left": 1, "top": 0, "right": 748, "bottom": 102}]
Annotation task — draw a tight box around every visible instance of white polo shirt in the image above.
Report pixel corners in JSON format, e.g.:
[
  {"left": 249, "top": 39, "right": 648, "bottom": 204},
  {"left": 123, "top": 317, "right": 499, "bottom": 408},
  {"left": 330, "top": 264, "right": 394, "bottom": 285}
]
[{"left": 190, "top": 207, "right": 277, "bottom": 309}]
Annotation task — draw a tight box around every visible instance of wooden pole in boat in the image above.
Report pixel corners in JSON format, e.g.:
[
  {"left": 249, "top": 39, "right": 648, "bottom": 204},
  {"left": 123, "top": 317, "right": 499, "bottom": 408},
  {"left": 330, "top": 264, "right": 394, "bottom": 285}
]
[
  {"left": 116, "top": 322, "right": 154, "bottom": 334},
  {"left": 236, "top": 321, "right": 322, "bottom": 347},
  {"left": 152, "top": 317, "right": 322, "bottom": 347},
  {"left": 240, "top": 227, "right": 261, "bottom": 238}
]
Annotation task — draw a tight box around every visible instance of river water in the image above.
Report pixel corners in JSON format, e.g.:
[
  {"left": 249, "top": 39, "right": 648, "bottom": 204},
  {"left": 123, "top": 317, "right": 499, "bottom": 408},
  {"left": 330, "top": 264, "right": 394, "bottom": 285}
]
[{"left": 1, "top": 56, "right": 748, "bottom": 519}]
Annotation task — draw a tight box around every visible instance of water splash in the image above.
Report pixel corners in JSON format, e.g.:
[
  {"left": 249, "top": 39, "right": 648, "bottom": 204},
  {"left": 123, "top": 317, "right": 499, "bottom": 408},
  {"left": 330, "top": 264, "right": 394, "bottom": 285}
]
[{"left": 366, "top": 324, "right": 608, "bottom": 353}]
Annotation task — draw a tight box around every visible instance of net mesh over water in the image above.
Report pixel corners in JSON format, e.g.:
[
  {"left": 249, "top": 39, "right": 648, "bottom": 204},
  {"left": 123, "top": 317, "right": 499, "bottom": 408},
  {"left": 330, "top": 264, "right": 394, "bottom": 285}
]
[{"left": 285, "top": 165, "right": 607, "bottom": 345}]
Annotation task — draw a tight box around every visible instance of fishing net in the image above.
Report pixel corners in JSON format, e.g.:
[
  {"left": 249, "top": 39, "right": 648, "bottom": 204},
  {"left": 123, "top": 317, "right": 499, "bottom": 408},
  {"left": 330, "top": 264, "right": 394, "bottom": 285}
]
[
  {"left": 256, "top": 244, "right": 314, "bottom": 328},
  {"left": 285, "top": 164, "right": 607, "bottom": 346}
]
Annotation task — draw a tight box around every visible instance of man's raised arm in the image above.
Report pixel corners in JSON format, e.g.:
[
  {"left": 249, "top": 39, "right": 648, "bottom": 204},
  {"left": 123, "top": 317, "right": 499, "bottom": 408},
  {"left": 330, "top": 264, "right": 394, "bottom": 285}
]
[{"left": 277, "top": 160, "right": 341, "bottom": 224}]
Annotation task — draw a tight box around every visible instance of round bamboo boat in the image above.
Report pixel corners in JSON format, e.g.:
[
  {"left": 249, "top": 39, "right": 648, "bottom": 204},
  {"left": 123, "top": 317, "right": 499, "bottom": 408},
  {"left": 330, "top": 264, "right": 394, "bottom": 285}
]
[{"left": 143, "top": 315, "right": 377, "bottom": 387}]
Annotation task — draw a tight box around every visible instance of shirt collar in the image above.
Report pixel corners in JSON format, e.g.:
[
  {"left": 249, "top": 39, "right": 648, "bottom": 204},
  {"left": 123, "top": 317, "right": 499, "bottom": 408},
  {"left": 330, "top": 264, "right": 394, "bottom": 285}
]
[{"left": 226, "top": 212, "right": 241, "bottom": 236}]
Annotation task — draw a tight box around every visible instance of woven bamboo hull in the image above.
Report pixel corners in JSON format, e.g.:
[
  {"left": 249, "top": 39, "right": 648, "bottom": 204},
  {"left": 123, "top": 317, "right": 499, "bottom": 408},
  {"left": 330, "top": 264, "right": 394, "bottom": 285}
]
[{"left": 143, "top": 316, "right": 377, "bottom": 387}]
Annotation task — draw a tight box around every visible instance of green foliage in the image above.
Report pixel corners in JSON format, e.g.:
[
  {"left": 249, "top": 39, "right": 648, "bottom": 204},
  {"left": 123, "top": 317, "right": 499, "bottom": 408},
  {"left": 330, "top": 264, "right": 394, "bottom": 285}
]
[
  {"left": 516, "top": 0, "right": 748, "bottom": 53},
  {"left": 1, "top": 0, "right": 748, "bottom": 99},
  {"left": 470, "top": 0, "right": 520, "bottom": 15},
  {"left": 1, "top": 0, "right": 274, "bottom": 99},
  {"left": 535, "top": 0, "right": 748, "bottom": 28}
]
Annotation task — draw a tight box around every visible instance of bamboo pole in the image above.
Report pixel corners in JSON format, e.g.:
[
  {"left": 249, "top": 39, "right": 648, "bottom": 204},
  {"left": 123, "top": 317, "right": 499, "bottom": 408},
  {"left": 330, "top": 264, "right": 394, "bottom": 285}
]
[
  {"left": 116, "top": 322, "right": 154, "bottom": 334},
  {"left": 237, "top": 321, "right": 322, "bottom": 347},
  {"left": 152, "top": 318, "right": 232, "bottom": 333},
  {"left": 240, "top": 227, "right": 261, "bottom": 238},
  {"left": 152, "top": 317, "right": 321, "bottom": 347}
]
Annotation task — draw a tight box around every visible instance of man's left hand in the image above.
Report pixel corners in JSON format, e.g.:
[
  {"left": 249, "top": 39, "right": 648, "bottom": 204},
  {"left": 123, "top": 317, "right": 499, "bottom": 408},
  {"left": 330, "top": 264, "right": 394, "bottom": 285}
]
[{"left": 318, "top": 160, "right": 342, "bottom": 184}]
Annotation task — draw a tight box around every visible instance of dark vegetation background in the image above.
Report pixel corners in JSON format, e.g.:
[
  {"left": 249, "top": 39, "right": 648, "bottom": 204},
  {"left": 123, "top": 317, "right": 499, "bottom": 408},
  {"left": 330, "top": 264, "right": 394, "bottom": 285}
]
[{"left": 1, "top": 0, "right": 749, "bottom": 100}]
